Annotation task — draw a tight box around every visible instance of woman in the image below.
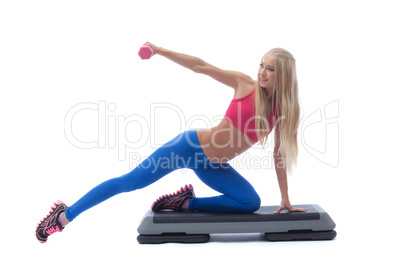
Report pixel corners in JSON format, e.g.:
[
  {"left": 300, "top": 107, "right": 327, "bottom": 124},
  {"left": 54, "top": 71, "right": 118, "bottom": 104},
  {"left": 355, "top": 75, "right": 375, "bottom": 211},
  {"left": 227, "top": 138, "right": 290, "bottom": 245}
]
[{"left": 36, "top": 42, "right": 307, "bottom": 243}]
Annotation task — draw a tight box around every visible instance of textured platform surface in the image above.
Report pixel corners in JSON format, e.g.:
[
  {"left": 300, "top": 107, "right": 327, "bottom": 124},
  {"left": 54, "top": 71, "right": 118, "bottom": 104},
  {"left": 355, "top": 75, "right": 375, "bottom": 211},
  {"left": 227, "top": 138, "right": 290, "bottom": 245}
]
[{"left": 153, "top": 204, "right": 320, "bottom": 224}]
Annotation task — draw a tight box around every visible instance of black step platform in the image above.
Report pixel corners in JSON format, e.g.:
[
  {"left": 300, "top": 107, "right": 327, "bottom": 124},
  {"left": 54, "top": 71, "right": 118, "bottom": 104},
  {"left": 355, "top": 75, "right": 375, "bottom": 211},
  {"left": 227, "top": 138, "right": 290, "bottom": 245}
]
[{"left": 137, "top": 204, "right": 336, "bottom": 244}]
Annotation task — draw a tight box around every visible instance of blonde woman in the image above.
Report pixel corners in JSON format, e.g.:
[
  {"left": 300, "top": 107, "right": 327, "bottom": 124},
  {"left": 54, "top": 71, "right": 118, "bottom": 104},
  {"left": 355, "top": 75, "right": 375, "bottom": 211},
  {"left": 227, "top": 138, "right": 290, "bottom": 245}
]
[{"left": 36, "top": 42, "right": 307, "bottom": 243}]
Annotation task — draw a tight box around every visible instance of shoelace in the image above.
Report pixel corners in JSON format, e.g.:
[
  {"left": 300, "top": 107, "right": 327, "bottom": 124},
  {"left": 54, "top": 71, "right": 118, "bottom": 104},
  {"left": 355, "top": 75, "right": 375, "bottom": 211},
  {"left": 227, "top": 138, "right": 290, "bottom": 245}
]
[{"left": 45, "top": 225, "right": 60, "bottom": 235}]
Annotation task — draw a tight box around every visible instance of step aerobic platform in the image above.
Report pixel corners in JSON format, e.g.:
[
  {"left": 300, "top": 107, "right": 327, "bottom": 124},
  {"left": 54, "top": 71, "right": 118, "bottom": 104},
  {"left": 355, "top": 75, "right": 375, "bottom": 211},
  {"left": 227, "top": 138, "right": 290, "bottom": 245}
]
[{"left": 137, "top": 204, "right": 336, "bottom": 244}]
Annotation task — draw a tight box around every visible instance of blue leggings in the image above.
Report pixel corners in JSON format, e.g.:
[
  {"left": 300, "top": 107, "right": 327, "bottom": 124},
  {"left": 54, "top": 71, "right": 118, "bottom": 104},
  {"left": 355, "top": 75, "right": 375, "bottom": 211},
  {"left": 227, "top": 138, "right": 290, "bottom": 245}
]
[{"left": 65, "top": 129, "right": 261, "bottom": 222}]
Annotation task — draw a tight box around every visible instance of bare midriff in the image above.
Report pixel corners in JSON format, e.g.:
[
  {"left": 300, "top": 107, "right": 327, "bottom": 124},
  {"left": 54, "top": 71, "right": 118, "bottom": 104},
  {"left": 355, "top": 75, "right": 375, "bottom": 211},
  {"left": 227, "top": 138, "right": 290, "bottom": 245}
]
[{"left": 196, "top": 118, "right": 257, "bottom": 163}]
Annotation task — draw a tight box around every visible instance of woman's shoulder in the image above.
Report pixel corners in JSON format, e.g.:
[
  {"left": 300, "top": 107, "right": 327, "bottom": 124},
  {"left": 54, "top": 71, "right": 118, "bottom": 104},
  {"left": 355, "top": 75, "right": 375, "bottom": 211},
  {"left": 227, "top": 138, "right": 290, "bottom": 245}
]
[{"left": 233, "top": 80, "right": 257, "bottom": 99}]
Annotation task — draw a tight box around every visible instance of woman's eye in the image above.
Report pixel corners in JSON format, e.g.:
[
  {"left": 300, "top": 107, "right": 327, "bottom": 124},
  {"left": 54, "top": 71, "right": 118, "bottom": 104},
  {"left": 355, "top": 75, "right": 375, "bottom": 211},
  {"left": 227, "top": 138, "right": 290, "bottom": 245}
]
[{"left": 260, "top": 64, "right": 274, "bottom": 72}]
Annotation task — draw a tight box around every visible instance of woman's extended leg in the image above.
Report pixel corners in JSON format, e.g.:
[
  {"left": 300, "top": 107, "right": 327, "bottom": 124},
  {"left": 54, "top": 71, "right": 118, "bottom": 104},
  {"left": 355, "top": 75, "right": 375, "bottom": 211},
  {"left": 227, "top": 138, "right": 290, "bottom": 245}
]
[
  {"left": 65, "top": 132, "right": 194, "bottom": 222},
  {"left": 36, "top": 131, "right": 200, "bottom": 242}
]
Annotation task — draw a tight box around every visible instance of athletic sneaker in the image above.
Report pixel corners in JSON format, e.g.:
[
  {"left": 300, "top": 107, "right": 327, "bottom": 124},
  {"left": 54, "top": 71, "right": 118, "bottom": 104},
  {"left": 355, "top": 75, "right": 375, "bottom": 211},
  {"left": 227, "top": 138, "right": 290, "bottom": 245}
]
[
  {"left": 151, "top": 184, "right": 195, "bottom": 212},
  {"left": 36, "top": 200, "right": 67, "bottom": 243}
]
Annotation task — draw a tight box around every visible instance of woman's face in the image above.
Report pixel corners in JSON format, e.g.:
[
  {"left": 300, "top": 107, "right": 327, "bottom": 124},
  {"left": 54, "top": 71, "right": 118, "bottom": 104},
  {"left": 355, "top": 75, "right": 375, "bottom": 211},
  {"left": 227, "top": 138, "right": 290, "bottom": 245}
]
[{"left": 259, "top": 53, "right": 276, "bottom": 97}]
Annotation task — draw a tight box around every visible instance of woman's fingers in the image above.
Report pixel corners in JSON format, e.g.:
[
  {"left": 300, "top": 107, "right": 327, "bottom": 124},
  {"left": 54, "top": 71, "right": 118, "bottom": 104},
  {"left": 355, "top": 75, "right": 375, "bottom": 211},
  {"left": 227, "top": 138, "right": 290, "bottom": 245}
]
[
  {"left": 274, "top": 206, "right": 284, "bottom": 214},
  {"left": 142, "top": 42, "right": 158, "bottom": 56},
  {"left": 274, "top": 206, "right": 307, "bottom": 214},
  {"left": 290, "top": 207, "right": 308, "bottom": 212}
]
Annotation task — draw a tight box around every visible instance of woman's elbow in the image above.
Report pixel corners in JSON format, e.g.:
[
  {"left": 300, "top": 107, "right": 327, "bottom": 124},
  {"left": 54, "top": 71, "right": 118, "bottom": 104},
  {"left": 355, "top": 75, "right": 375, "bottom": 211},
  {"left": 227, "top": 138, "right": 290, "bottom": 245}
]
[{"left": 192, "top": 60, "right": 207, "bottom": 73}]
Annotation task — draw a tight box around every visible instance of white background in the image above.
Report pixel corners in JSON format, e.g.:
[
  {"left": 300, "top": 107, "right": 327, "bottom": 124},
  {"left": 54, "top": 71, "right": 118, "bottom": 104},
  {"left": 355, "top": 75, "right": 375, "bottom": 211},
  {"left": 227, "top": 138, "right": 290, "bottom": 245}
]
[{"left": 1, "top": 0, "right": 401, "bottom": 267}]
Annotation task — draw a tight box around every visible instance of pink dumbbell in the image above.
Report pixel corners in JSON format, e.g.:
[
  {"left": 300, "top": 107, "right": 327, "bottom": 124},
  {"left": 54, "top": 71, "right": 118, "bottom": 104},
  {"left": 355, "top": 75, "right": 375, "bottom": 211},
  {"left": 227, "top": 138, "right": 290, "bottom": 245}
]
[{"left": 138, "top": 45, "right": 153, "bottom": 60}]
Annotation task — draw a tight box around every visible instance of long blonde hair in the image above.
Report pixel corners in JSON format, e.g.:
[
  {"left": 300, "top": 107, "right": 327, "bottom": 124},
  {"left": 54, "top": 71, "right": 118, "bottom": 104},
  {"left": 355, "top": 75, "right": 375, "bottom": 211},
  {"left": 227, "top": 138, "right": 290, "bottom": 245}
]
[{"left": 254, "top": 48, "right": 300, "bottom": 174}]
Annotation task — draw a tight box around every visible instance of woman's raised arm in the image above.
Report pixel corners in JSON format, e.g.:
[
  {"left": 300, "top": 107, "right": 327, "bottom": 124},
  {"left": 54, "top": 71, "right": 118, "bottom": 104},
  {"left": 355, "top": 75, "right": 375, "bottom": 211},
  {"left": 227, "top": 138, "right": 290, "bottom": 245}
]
[{"left": 144, "top": 42, "right": 253, "bottom": 90}]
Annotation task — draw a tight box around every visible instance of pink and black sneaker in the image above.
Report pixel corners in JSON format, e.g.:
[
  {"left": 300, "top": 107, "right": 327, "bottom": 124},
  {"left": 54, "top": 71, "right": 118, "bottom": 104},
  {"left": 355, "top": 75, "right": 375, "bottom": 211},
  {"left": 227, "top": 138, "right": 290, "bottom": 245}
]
[
  {"left": 151, "top": 184, "right": 195, "bottom": 212},
  {"left": 36, "top": 200, "right": 68, "bottom": 243}
]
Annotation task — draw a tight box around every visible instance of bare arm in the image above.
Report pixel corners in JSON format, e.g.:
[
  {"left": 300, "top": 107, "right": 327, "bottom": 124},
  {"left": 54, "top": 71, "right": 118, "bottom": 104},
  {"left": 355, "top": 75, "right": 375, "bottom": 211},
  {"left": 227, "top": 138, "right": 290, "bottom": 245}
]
[
  {"left": 273, "top": 125, "right": 307, "bottom": 213},
  {"left": 143, "top": 42, "right": 254, "bottom": 90},
  {"left": 273, "top": 127, "right": 289, "bottom": 201}
]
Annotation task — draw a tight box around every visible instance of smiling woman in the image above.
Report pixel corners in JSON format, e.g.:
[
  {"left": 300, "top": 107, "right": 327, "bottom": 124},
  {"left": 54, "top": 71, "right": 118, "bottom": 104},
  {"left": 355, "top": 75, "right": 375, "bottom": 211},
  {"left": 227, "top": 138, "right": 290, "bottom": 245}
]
[
  {"left": 35, "top": 42, "right": 306, "bottom": 244},
  {"left": 254, "top": 48, "right": 300, "bottom": 176},
  {"left": 259, "top": 53, "right": 276, "bottom": 93}
]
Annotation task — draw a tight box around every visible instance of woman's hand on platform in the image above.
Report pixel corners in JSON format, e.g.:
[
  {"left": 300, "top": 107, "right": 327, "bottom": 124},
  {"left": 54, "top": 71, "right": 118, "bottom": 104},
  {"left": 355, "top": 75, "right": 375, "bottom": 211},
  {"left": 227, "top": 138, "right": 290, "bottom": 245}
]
[{"left": 274, "top": 199, "right": 307, "bottom": 214}]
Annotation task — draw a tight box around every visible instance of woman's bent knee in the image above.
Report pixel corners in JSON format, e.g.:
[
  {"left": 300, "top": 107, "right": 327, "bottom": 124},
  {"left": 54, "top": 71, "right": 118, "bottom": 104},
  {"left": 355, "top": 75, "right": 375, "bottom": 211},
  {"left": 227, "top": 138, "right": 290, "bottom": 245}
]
[{"left": 240, "top": 195, "right": 261, "bottom": 213}]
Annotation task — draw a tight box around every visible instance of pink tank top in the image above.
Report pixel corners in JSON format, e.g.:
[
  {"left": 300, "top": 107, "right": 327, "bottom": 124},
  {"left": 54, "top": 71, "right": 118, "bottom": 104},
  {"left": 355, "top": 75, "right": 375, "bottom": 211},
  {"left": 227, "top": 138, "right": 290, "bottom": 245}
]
[{"left": 224, "top": 87, "right": 277, "bottom": 142}]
